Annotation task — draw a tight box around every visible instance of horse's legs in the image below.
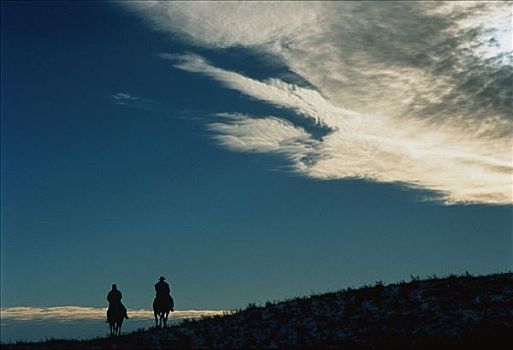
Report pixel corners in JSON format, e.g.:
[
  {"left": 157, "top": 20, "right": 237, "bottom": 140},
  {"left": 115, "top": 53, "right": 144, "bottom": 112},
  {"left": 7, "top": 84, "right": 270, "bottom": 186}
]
[
  {"left": 154, "top": 311, "right": 159, "bottom": 327},
  {"left": 163, "top": 311, "right": 169, "bottom": 328}
]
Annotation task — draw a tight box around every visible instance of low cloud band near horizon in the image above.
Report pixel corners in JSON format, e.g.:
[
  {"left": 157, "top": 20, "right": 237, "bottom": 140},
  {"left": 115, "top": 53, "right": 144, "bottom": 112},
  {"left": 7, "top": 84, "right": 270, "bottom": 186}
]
[{"left": 0, "top": 306, "right": 228, "bottom": 322}]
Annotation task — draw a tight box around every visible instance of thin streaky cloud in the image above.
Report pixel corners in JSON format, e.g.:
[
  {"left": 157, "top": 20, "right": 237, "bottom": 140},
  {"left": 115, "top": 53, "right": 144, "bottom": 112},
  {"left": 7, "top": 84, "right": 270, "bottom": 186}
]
[{"left": 111, "top": 92, "right": 157, "bottom": 109}]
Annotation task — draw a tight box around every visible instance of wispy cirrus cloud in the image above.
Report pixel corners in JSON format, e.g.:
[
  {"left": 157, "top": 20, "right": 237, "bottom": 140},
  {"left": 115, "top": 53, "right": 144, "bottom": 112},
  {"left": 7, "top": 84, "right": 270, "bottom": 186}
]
[
  {"left": 125, "top": 2, "right": 512, "bottom": 205},
  {"left": 111, "top": 92, "right": 156, "bottom": 109}
]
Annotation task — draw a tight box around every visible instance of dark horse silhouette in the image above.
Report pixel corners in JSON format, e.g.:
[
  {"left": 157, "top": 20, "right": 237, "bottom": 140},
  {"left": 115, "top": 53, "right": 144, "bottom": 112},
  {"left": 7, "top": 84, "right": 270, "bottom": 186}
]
[
  {"left": 153, "top": 294, "right": 174, "bottom": 328},
  {"left": 107, "top": 303, "right": 128, "bottom": 336}
]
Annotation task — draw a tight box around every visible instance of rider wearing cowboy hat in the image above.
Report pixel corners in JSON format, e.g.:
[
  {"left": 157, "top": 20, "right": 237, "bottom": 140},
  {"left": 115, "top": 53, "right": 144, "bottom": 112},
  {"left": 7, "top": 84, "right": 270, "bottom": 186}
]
[{"left": 154, "top": 276, "right": 173, "bottom": 311}]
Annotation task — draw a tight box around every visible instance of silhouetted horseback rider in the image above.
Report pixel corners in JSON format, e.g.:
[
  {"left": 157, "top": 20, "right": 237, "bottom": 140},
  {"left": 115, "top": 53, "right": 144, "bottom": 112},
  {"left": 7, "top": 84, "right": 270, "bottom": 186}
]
[
  {"left": 155, "top": 276, "right": 174, "bottom": 311},
  {"left": 107, "top": 284, "right": 128, "bottom": 320}
]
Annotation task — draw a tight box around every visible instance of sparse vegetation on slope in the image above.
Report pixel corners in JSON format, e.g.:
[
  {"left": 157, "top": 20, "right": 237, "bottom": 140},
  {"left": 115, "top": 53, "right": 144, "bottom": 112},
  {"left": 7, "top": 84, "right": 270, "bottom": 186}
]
[{"left": 4, "top": 273, "right": 513, "bottom": 349}]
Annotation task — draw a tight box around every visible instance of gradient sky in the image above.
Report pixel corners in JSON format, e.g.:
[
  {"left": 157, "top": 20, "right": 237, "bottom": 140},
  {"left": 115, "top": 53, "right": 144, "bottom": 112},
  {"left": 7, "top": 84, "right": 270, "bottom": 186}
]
[{"left": 1, "top": 1, "right": 512, "bottom": 329}]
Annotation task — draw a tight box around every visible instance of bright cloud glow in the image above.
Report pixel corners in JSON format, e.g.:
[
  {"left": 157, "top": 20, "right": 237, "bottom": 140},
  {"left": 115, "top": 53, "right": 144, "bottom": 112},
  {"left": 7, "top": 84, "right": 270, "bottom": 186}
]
[
  {"left": 448, "top": 2, "right": 513, "bottom": 61},
  {"left": 128, "top": 2, "right": 512, "bottom": 205}
]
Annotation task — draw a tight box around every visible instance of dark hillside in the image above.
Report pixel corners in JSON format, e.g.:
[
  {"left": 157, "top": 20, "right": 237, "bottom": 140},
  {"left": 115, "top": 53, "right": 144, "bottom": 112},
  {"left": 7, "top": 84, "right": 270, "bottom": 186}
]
[{"left": 4, "top": 273, "right": 513, "bottom": 349}]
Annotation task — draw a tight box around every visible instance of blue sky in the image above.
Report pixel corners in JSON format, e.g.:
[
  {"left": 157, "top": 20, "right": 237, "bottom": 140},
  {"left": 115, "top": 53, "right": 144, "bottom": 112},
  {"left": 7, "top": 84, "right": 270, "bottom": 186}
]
[{"left": 1, "top": 1, "right": 512, "bottom": 341}]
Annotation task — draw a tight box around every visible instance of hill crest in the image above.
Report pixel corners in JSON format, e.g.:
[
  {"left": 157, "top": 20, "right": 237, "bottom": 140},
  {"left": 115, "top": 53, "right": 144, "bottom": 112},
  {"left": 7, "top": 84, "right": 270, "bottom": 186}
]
[{"left": 5, "top": 272, "right": 513, "bottom": 349}]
